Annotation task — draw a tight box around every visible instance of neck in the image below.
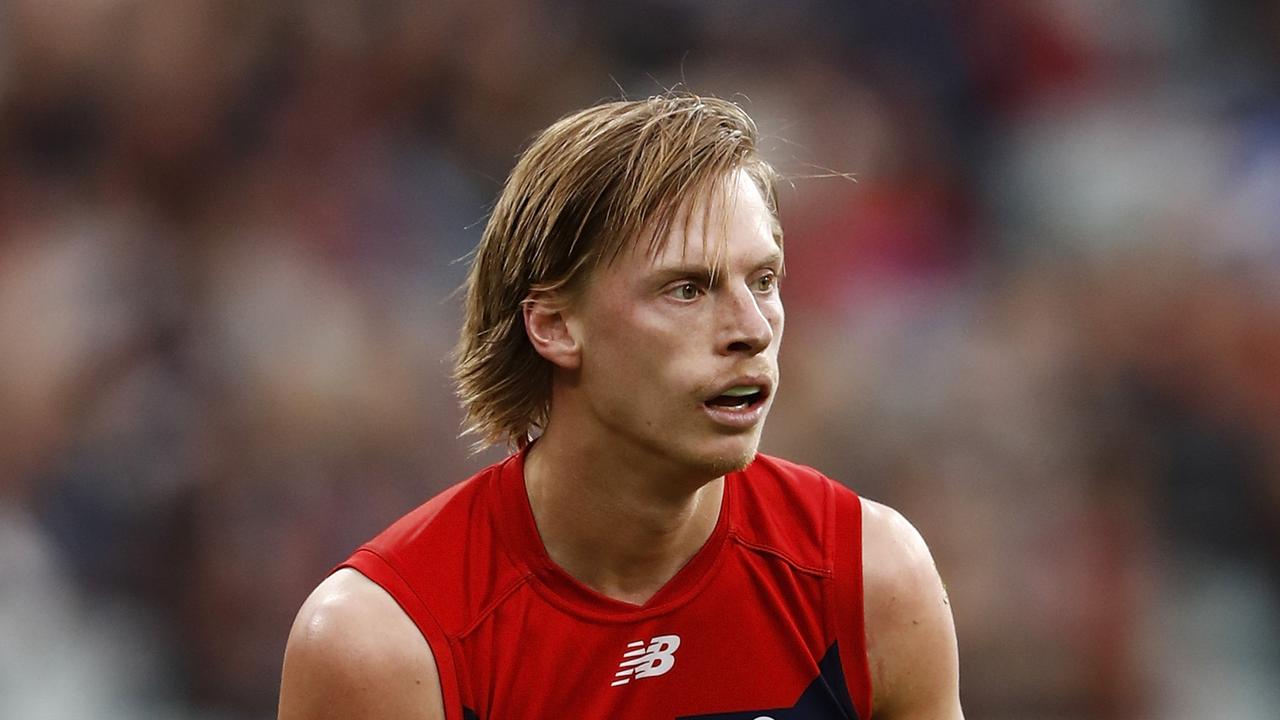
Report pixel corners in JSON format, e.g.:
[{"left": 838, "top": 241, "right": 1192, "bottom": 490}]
[{"left": 523, "top": 421, "right": 725, "bottom": 606}]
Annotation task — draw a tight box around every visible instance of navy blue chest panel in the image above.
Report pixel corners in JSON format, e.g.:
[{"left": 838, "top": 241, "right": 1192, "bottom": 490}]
[{"left": 676, "top": 643, "right": 856, "bottom": 720}]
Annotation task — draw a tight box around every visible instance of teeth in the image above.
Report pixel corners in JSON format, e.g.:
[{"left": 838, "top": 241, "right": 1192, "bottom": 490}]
[{"left": 721, "top": 386, "right": 761, "bottom": 397}]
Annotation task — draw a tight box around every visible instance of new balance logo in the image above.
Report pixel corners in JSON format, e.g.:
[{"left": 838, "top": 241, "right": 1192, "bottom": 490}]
[{"left": 610, "top": 634, "right": 681, "bottom": 687}]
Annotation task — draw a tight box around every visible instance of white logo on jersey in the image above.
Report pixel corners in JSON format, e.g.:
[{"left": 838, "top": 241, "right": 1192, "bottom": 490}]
[{"left": 610, "top": 634, "right": 681, "bottom": 687}]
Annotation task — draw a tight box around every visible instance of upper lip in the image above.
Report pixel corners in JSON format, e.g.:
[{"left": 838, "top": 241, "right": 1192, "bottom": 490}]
[{"left": 704, "top": 374, "right": 774, "bottom": 403}]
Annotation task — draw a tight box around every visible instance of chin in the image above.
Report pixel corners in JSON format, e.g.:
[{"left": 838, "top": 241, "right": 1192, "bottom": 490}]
[
  {"left": 706, "top": 450, "right": 757, "bottom": 476},
  {"left": 684, "top": 436, "right": 760, "bottom": 477}
]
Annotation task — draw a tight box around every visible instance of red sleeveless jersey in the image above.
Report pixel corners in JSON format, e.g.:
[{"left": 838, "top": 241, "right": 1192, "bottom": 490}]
[{"left": 339, "top": 451, "right": 873, "bottom": 719}]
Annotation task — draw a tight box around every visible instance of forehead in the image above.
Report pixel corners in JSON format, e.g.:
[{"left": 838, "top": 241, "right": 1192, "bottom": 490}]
[{"left": 637, "top": 169, "right": 782, "bottom": 272}]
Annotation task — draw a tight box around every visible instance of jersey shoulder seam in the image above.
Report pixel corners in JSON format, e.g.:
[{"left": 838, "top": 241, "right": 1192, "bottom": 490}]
[
  {"left": 455, "top": 571, "right": 537, "bottom": 640},
  {"left": 729, "top": 531, "right": 833, "bottom": 579},
  {"left": 358, "top": 545, "right": 534, "bottom": 643}
]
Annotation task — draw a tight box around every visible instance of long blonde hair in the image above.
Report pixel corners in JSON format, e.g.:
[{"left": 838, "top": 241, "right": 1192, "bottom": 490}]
[{"left": 454, "top": 93, "right": 780, "bottom": 449}]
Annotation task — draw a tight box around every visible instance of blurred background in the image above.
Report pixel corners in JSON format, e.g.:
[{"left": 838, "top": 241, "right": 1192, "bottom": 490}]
[{"left": 2, "top": 1, "right": 1278, "bottom": 718}]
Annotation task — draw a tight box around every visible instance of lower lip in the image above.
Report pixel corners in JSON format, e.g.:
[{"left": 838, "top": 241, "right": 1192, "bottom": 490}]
[{"left": 701, "top": 398, "right": 768, "bottom": 429}]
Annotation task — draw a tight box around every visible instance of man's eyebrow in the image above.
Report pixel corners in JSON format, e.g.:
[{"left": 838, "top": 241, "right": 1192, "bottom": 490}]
[
  {"left": 650, "top": 265, "right": 715, "bottom": 285},
  {"left": 650, "top": 250, "right": 784, "bottom": 284},
  {"left": 756, "top": 249, "right": 784, "bottom": 269}
]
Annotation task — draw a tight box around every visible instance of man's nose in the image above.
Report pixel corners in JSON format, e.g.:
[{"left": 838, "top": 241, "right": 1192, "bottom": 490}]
[{"left": 719, "top": 284, "right": 774, "bottom": 356}]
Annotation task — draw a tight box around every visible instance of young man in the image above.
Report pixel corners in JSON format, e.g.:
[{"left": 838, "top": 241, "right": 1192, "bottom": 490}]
[{"left": 279, "top": 94, "right": 962, "bottom": 719}]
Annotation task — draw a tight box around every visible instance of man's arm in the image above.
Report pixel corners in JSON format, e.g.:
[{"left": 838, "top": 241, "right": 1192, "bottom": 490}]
[
  {"left": 862, "top": 499, "right": 963, "bottom": 719},
  {"left": 279, "top": 568, "right": 445, "bottom": 720}
]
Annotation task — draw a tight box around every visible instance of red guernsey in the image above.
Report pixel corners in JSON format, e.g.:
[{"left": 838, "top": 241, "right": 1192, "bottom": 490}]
[{"left": 341, "top": 450, "right": 873, "bottom": 719}]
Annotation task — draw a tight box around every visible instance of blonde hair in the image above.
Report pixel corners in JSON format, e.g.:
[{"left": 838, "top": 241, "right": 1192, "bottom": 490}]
[{"left": 454, "top": 93, "right": 781, "bottom": 449}]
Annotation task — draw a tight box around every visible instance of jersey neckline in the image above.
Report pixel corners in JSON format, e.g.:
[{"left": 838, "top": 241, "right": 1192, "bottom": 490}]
[{"left": 492, "top": 446, "right": 737, "bottom": 622}]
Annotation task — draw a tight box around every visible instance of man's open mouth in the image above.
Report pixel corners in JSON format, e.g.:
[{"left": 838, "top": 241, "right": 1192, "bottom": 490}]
[{"left": 704, "top": 385, "right": 766, "bottom": 410}]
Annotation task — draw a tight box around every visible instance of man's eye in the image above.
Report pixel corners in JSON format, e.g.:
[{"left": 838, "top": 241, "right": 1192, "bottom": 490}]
[
  {"left": 754, "top": 273, "right": 777, "bottom": 292},
  {"left": 671, "top": 282, "right": 700, "bottom": 300}
]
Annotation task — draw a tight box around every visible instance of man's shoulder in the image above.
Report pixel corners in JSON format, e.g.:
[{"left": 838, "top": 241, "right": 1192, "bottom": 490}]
[
  {"left": 859, "top": 497, "right": 951, "bottom": 635},
  {"left": 855, "top": 497, "right": 947, "bottom": 602},
  {"left": 279, "top": 459, "right": 516, "bottom": 720},
  {"left": 859, "top": 498, "right": 963, "bottom": 718},
  {"left": 279, "top": 569, "right": 445, "bottom": 719},
  {"left": 285, "top": 570, "right": 434, "bottom": 672},
  {"left": 341, "top": 455, "right": 527, "bottom": 638}
]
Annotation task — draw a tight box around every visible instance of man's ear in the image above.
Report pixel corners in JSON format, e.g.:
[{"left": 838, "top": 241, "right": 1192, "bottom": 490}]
[{"left": 522, "top": 293, "right": 581, "bottom": 370}]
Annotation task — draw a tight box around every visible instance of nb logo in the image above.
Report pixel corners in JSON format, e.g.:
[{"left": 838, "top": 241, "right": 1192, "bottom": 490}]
[{"left": 610, "top": 634, "right": 681, "bottom": 687}]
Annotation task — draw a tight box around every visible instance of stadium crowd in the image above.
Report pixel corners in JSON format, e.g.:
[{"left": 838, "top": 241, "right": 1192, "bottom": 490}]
[{"left": 1, "top": 1, "right": 1278, "bottom": 718}]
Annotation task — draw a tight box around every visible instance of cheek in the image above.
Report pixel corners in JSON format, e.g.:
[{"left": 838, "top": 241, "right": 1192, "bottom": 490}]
[
  {"left": 581, "top": 310, "right": 667, "bottom": 384},
  {"left": 766, "top": 298, "right": 785, "bottom": 342},
  {"left": 588, "top": 325, "right": 701, "bottom": 410}
]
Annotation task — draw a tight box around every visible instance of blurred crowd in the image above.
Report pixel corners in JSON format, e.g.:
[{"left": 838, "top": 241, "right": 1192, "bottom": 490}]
[{"left": 2, "top": 1, "right": 1278, "bottom": 718}]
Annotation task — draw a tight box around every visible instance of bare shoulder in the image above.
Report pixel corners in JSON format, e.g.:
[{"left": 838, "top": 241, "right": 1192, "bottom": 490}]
[
  {"left": 861, "top": 499, "right": 963, "bottom": 719},
  {"left": 279, "top": 568, "right": 444, "bottom": 720}
]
